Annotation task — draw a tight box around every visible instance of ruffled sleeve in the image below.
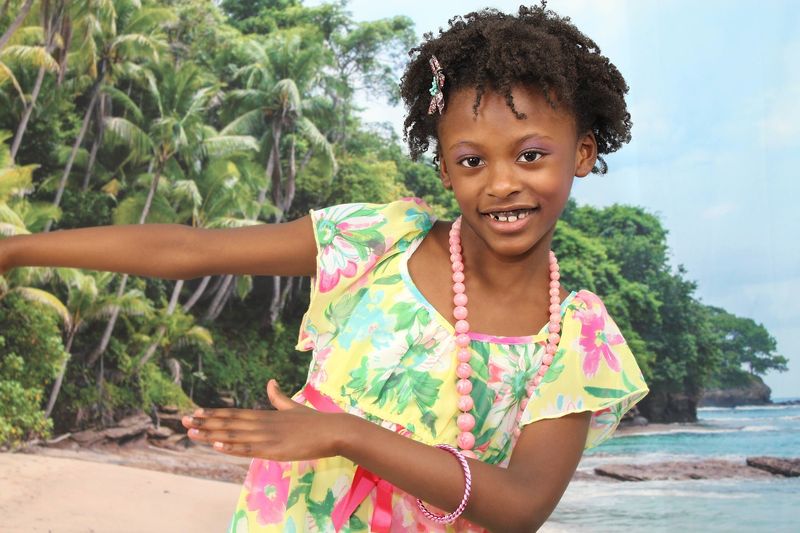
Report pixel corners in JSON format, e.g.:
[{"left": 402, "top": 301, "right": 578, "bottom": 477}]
[
  {"left": 295, "top": 198, "right": 435, "bottom": 352},
  {"left": 518, "top": 290, "right": 649, "bottom": 449}
]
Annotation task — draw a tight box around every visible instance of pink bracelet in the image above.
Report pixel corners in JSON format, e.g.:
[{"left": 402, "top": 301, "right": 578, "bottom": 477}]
[{"left": 416, "top": 444, "right": 472, "bottom": 524}]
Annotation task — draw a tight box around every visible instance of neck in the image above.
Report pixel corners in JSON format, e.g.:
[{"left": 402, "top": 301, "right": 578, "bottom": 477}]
[{"left": 458, "top": 221, "right": 555, "bottom": 293}]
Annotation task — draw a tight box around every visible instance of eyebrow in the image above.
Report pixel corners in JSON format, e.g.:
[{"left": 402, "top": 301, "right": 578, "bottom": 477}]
[{"left": 447, "top": 133, "right": 554, "bottom": 151}]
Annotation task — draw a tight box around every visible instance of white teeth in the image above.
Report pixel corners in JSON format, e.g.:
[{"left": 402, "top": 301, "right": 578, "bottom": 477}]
[{"left": 488, "top": 209, "right": 532, "bottom": 222}]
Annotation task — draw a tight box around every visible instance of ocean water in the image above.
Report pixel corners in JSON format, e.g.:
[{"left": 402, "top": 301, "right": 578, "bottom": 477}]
[{"left": 543, "top": 399, "right": 800, "bottom": 532}]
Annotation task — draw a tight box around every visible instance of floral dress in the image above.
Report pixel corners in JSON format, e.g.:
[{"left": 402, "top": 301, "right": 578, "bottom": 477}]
[{"left": 227, "top": 198, "right": 649, "bottom": 532}]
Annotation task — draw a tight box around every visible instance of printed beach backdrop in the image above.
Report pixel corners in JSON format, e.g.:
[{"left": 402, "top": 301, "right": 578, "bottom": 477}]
[{"left": 0, "top": 1, "right": 797, "bottom": 532}]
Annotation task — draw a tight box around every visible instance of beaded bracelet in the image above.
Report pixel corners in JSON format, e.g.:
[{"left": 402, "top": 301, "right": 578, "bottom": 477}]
[{"left": 416, "top": 444, "right": 473, "bottom": 524}]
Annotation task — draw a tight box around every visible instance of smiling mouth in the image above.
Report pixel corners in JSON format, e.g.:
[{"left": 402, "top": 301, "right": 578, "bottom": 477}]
[{"left": 482, "top": 207, "right": 538, "bottom": 222}]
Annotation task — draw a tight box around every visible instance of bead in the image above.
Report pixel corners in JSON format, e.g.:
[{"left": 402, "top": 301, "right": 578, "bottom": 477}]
[
  {"left": 456, "top": 363, "right": 472, "bottom": 379},
  {"left": 446, "top": 216, "right": 562, "bottom": 454},
  {"left": 457, "top": 413, "right": 476, "bottom": 431},
  {"left": 457, "top": 394, "right": 474, "bottom": 411},
  {"left": 457, "top": 432, "right": 475, "bottom": 450}
]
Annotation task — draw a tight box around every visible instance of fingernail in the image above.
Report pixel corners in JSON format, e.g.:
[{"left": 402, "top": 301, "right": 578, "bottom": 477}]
[
  {"left": 193, "top": 409, "right": 203, "bottom": 416},
  {"left": 213, "top": 442, "right": 224, "bottom": 450},
  {"left": 188, "top": 428, "right": 199, "bottom": 437}
]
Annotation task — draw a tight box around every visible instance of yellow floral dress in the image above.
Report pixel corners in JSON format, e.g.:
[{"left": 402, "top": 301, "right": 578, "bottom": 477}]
[{"left": 228, "top": 198, "right": 649, "bottom": 532}]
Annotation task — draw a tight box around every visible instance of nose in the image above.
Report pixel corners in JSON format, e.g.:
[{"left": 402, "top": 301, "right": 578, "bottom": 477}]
[{"left": 485, "top": 161, "right": 521, "bottom": 198}]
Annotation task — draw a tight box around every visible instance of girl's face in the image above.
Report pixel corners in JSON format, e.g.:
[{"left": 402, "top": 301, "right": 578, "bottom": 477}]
[{"left": 436, "top": 86, "right": 597, "bottom": 261}]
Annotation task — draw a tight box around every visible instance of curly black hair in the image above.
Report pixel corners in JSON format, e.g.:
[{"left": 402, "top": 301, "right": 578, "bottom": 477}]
[{"left": 400, "top": 2, "right": 632, "bottom": 174}]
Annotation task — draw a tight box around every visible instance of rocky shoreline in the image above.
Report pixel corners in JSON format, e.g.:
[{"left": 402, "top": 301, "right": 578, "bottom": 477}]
[{"left": 8, "top": 408, "right": 797, "bottom": 486}]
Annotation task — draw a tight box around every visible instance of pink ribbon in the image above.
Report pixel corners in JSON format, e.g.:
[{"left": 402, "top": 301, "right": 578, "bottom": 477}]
[{"left": 302, "top": 384, "right": 395, "bottom": 533}]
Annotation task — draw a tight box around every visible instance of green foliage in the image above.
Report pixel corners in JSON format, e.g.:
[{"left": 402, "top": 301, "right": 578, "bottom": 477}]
[
  {"left": 0, "top": 293, "right": 67, "bottom": 446},
  {"left": 707, "top": 306, "right": 788, "bottom": 384},
  {"left": 139, "top": 362, "right": 194, "bottom": 410},
  {"left": 0, "top": 379, "right": 53, "bottom": 447}
]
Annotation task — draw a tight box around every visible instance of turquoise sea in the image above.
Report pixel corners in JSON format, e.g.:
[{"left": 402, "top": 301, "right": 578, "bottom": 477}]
[{"left": 544, "top": 399, "right": 800, "bottom": 532}]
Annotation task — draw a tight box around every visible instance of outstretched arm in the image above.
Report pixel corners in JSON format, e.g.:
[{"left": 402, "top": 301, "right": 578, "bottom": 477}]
[
  {"left": 184, "top": 380, "right": 591, "bottom": 532},
  {"left": 0, "top": 216, "right": 318, "bottom": 279}
]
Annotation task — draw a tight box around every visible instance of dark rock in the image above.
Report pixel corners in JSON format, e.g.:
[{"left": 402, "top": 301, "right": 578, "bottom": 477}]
[
  {"left": 700, "top": 376, "right": 771, "bottom": 407},
  {"left": 157, "top": 412, "right": 190, "bottom": 433},
  {"left": 594, "top": 458, "right": 777, "bottom": 481},
  {"left": 147, "top": 426, "right": 174, "bottom": 439},
  {"left": 638, "top": 390, "right": 698, "bottom": 423},
  {"left": 746, "top": 456, "right": 800, "bottom": 477}
]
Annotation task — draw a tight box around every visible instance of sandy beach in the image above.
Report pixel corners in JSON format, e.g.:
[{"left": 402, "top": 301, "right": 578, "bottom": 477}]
[{"left": 0, "top": 450, "right": 244, "bottom": 533}]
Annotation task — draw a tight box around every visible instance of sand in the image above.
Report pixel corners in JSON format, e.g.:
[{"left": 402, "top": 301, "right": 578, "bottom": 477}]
[{"left": 0, "top": 452, "right": 243, "bottom": 533}]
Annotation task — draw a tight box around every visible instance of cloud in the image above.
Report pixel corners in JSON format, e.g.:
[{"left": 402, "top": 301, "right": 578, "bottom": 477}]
[
  {"left": 759, "top": 39, "right": 800, "bottom": 148},
  {"left": 701, "top": 202, "right": 737, "bottom": 220}
]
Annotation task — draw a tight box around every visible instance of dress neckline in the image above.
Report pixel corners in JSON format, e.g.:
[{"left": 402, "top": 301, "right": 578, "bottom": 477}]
[{"left": 398, "top": 227, "right": 577, "bottom": 345}]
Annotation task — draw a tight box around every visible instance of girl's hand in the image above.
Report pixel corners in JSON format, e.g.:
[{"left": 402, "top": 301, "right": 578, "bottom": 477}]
[{"left": 181, "top": 379, "right": 347, "bottom": 461}]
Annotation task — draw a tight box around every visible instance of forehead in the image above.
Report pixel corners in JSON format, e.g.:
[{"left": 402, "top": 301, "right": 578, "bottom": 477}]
[{"left": 436, "top": 86, "right": 577, "bottom": 145}]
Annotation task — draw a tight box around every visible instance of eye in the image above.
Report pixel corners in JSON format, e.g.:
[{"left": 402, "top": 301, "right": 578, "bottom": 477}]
[
  {"left": 458, "top": 156, "right": 484, "bottom": 168},
  {"left": 517, "top": 150, "right": 543, "bottom": 163}
]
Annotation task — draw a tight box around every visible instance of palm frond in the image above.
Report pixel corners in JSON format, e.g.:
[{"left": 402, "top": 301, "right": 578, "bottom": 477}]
[
  {"left": 11, "top": 287, "right": 72, "bottom": 329},
  {"left": 0, "top": 45, "right": 59, "bottom": 71},
  {"left": 202, "top": 135, "right": 259, "bottom": 158},
  {"left": 104, "top": 116, "right": 153, "bottom": 163}
]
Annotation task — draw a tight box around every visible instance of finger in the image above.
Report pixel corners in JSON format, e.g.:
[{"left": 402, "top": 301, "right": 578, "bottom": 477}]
[
  {"left": 187, "top": 408, "right": 268, "bottom": 422},
  {"left": 187, "top": 428, "right": 270, "bottom": 444},
  {"left": 212, "top": 441, "right": 259, "bottom": 457},
  {"left": 182, "top": 415, "right": 264, "bottom": 431},
  {"left": 266, "top": 379, "right": 298, "bottom": 411}
]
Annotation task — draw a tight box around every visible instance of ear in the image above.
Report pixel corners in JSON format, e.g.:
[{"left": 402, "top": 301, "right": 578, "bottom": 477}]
[
  {"left": 439, "top": 153, "right": 452, "bottom": 189},
  {"left": 575, "top": 131, "right": 598, "bottom": 178}
]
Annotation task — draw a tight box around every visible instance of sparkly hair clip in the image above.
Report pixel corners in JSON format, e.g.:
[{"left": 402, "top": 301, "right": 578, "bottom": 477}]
[{"left": 427, "top": 55, "right": 445, "bottom": 115}]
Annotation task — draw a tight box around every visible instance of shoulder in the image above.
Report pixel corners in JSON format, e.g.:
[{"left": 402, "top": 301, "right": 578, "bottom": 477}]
[
  {"left": 308, "top": 198, "right": 435, "bottom": 294},
  {"left": 310, "top": 197, "right": 435, "bottom": 230}
]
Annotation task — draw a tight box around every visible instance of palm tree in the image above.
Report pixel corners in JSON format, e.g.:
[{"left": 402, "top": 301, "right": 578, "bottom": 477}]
[
  {"left": 9, "top": 0, "right": 68, "bottom": 160},
  {"left": 222, "top": 32, "right": 336, "bottom": 325},
  {"left": 44, "top": 2, "right": 173, "bottom": 231},
  {"left": 87, "top": 61, "right": 257, "bottom": 365}
]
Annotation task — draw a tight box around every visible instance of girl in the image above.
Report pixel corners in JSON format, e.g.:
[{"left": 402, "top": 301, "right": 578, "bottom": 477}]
[{"left": 0, "top": 4, "right": 649, "bottom": 532}]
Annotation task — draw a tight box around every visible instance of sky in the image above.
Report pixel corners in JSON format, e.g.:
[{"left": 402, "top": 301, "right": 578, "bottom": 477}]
[{"left": 308, "top": 0, "right": 799, "bottom": 398}]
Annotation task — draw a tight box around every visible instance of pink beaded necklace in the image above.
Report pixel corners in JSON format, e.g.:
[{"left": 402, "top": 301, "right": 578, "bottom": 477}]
[{"left": 448, "top": 216, "right": 562, "bottom": 458}]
